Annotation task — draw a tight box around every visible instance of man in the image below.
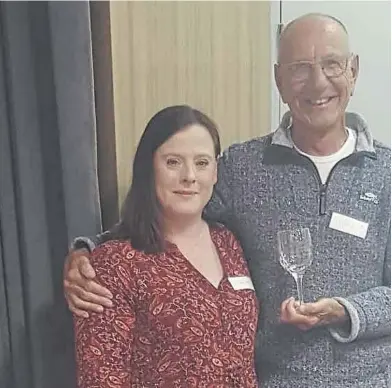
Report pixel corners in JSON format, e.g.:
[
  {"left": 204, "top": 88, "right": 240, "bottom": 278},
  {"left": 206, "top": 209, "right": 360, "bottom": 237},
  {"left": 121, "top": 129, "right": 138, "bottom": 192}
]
[{"left": 64, "top": 14, "right": 390, "bottom": 387}]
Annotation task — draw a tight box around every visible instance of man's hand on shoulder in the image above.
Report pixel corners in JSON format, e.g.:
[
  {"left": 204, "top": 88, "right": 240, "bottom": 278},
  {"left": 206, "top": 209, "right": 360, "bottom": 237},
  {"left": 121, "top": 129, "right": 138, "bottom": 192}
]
[{"left": 63, "top": 248, "right": 113, "bottom": 318}]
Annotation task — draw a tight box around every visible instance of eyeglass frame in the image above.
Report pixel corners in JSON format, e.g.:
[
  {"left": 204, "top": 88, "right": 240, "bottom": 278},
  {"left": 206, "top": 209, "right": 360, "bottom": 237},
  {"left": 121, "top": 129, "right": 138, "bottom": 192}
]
[{"left": 276, "top": 53, "right": 356, "bottom": 83}]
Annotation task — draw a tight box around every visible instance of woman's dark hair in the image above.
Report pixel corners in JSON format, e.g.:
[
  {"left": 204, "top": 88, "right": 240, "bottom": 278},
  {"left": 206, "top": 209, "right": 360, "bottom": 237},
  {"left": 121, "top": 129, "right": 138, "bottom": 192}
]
[{"left": 113, "top": 105, "right": 221, "bottom": 253}]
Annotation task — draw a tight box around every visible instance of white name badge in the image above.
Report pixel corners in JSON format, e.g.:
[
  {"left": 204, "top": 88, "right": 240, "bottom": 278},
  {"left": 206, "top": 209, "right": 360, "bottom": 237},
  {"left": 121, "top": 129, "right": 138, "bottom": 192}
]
[
  {"left": 329, "top": 212, "right": 369, "bottom": 239},
  {"left": 228, "top": 276, "right": 255, "bottom": 291}
]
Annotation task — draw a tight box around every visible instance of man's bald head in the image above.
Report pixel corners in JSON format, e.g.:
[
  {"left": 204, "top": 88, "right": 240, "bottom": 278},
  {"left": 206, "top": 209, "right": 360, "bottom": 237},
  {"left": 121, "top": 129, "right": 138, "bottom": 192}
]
[
  {"left": 278, "top": 13, "right": 350, "bottom": 63},
  {"left": 274, "top": 12, "right": 359, "bottom": 137}
]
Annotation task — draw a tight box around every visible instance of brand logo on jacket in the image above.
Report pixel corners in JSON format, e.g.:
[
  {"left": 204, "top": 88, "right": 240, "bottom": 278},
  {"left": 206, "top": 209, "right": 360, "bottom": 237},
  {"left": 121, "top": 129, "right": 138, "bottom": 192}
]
[{"left": 359, "top": 192, "right": 379, "bottom": 204}]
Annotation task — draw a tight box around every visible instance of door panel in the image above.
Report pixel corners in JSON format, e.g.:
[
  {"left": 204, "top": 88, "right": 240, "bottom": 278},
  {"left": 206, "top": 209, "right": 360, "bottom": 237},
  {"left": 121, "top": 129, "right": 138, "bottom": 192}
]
[{"left": 109, "top": 1, "right": 272, "bottom": 204}]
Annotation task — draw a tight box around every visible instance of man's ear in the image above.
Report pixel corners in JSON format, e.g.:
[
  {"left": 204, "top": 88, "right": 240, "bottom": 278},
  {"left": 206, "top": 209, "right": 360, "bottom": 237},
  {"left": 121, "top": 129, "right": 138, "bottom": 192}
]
[
  {"left": 274, "top": 63, "right": 281, "bottom": 92},
  {"left": 351, "top": 55, "right": 359, "bottom": 82},
  {"left": 349, "top": 55, "right": 359, "bottom": 96}
]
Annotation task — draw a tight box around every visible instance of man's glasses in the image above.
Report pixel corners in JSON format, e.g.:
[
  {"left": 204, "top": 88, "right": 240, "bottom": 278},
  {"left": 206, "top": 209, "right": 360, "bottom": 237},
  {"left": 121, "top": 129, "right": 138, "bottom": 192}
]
[{"left": 279, "top": 55, "right": 353, "bottom": 83}]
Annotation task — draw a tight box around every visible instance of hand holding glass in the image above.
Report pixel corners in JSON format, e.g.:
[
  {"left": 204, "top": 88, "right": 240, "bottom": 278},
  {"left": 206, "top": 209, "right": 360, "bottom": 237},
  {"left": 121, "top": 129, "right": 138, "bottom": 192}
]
[{"left": 277, "top": 228, "right": 313, "bottom": 305}]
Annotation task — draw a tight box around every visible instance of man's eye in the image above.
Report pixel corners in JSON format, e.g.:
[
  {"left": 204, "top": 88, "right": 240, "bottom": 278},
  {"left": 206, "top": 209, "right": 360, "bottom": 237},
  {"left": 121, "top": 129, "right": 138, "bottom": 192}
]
[
  {"left": 323, "top": 59, "right": 343, "bottom": 69},
  {"left": 289, "top": 63, "right": 310, "bottom": 73}
]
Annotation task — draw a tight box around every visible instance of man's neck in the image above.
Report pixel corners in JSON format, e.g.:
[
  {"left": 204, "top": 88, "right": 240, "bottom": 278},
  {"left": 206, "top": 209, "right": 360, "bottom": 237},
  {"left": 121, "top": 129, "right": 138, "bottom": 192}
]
[{"left": 291, "top": 121, "right": 348, "bottom": 156}]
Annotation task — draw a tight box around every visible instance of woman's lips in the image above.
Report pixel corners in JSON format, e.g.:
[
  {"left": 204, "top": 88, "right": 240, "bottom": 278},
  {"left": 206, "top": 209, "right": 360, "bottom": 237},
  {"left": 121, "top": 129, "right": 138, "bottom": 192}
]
[{"left": 173, "top": 191, "right": 198, "bottom": 195}]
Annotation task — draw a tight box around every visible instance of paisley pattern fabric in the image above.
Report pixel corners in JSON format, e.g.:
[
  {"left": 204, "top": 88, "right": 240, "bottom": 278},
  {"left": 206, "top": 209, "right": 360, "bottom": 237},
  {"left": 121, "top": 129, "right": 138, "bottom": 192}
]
[{"left": 74, "top": 225, "right": 259, "bottom": 387}]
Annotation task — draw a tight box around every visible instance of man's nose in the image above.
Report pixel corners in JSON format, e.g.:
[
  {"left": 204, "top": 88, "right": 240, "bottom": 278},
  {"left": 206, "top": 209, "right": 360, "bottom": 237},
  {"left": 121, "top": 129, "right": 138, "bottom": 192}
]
[{"left": 308, "top": 63, "right": 330, "bottom": 89}]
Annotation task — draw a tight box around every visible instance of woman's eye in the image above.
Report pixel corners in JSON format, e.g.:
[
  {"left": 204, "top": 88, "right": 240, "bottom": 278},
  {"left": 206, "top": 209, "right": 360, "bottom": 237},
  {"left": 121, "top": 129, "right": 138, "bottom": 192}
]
[
  {"left": 167, "top": 159, "right": 180, "bottom": 166},
  {"left": 196, "top": 160, "right": 209, "bottom": 167}
]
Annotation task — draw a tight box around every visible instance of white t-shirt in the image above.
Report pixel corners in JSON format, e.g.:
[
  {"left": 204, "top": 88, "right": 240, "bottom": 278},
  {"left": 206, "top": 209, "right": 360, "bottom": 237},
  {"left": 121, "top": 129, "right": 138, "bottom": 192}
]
[{"left": 294, "top": 128, "right": 356, "bottom": 184}]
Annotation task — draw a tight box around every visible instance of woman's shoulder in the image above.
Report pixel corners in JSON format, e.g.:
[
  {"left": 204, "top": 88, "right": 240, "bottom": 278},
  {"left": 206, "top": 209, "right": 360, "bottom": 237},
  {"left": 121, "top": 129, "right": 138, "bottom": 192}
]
[
  {"left": 210, "top": 223, "right": 238, "bottom": 241},
  {"left": 210, "top": 223, "right": 246, "bottom": 256},
  {"left": 93, "top": 239, "right": 135, "bottom": 255},
  {"left": 91, "top": 239, "right": 149, "bottom": 268},
  {"left": 210, "top": 224, "right": 250, "bottom": 274}
]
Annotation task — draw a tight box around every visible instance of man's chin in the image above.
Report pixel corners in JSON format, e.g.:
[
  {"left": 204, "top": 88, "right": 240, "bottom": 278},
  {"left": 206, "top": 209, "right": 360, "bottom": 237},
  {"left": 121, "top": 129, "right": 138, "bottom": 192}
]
[{"left": 296, "top": 113, "right": 341, "bottom": 132}]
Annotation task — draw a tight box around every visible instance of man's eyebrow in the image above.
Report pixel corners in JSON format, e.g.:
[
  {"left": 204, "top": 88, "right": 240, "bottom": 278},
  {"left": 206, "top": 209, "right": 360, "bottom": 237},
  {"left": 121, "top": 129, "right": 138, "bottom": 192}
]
[
  {"left": 322, "top": 53, "right": 350, "bottom": 59},
  {"left": 282, "top": 53, "right": 349, "bottom": 64}
]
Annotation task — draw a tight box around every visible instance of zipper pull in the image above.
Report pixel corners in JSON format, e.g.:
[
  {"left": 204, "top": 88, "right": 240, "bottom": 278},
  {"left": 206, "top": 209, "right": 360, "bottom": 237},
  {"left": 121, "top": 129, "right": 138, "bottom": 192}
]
[{"left": 319, "top": 185, "right": 327, "bottom": 215}]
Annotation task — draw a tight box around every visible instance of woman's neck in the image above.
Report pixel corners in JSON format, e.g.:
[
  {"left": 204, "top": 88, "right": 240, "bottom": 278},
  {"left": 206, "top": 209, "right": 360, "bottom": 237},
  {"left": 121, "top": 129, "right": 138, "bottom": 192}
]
[{"left": 163, "top": 215, "right": 207, "bottom": 241}]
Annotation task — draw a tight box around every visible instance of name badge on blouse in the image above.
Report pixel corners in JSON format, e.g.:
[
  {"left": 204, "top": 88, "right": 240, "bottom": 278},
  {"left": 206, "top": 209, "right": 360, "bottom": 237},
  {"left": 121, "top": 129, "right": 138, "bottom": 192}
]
[
  {"left": 329, "top": 212, "right": 369, "bottom": 239},
  {"left": 228, "top": 276, "right": 255, "bottom": 291}
]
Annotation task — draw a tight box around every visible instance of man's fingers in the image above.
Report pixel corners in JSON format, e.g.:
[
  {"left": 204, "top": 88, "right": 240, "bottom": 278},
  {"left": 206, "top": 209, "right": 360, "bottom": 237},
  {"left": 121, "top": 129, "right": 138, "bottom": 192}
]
[
  {"left": 65, "top": 266, "right": 111, "bottom": 300},
  {"left": 279, "top": 297, "right": 294, "bottom": 323},
  {"left": 282, "top": 299, "right": 320, "bottom": 327},
  {"left": 64, "top": 292, "right": 90, "bottom": 317},
  {"left": 290, "top": 314, "right": 319, "bottom": 327},
  {"left": 65, "top": 268, "right": 84, "bottom": 287},
  {"left": 298, "top": 302, "right": 323, "bottom": 315},
  {"left": 66, "top": 284, "right": 113, "bottom": 308},
  {"left": 280, "top": 298, "right": 321, "bottom": 329},
  {"left": 280, "top": 297, "right": 295, "bottom": 313},
  {"left": 286, "top": 298, "right": 301, "bottom": 316},
  {"left": 78, "top": 256, "right": 96, "bottom": 279},
  {"left": 279, "top": 309, "right": 289, "bottom": 323},
  {"left": 280, "top": 298, "right": 336, "bottom": 329},
  {"left": 67, "top": 292, "right": 106, "bottom": 314},
  {"left": 85, "top": 281, "right": 113, "bottom": 300},
  {"left": 66, "top": 276, "right": 113, "bottom": 300},
  {"left": 69, "top": 306, "right": 90, "bottom": 319},
  {"left": 63, "top": 249, "right": 114, "bottom": 316}
]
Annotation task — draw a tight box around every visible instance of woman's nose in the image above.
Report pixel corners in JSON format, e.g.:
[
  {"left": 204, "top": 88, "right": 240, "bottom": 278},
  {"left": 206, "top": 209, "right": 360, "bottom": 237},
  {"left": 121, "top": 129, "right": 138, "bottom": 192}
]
[{"left": 181, "top": 164, "right": 196, "bottom": 183}]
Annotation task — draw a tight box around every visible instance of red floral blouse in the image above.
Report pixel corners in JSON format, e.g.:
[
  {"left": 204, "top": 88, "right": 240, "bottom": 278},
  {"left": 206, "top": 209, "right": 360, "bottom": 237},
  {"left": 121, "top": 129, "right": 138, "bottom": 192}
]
[{"left": 74, "top": 225, "right": 259, "bottom": 388}]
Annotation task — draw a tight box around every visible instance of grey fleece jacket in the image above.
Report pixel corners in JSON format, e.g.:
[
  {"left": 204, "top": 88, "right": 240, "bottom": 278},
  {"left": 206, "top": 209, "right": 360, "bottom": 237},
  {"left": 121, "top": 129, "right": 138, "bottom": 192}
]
[
  {"left": 76, "top": 112, "right": 390, "bottom": 388},
  {"left": 205, "top": 111, "right": 391, "bottom": 387}
]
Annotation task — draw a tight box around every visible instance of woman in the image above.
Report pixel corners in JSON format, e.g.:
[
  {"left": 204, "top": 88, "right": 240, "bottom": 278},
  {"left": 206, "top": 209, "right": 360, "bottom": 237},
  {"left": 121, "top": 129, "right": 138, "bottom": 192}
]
[{"left": 74, "top": 105, "right": 259, "bottom": 387}]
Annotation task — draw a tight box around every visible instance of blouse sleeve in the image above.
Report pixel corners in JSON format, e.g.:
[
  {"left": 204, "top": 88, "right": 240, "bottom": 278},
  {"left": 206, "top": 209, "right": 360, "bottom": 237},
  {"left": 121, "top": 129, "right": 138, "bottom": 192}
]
[{"left": 73, "top": 241, "right": 137, "bottom": 388}]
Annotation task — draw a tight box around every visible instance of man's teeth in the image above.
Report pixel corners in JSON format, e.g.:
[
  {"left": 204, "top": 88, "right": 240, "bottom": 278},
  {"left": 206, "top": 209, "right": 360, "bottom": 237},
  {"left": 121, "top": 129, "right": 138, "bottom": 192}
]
[{"left": 310, "top": 98, "right": 331, "bottom": 105}]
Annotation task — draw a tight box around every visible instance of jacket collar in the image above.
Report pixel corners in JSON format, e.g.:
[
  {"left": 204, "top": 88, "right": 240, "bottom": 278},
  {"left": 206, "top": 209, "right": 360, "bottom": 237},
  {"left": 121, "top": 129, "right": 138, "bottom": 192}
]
[{"left": 271, "top": 111, "right": 376, "bottom": 155}]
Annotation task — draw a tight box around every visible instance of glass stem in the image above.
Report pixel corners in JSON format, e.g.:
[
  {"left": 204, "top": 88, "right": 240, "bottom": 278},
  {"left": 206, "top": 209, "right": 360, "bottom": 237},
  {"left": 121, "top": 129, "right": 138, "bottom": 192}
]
[{"left": 292, "top": 272, "right": 304, "bottom": 305}]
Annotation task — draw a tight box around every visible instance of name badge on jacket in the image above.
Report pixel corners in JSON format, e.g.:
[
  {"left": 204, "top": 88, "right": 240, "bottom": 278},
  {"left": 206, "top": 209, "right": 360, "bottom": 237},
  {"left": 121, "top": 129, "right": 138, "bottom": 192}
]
[
  {"left": 228, "top": 276, "right": 255, "bottom": 291},
  {"left": 329, "top": 212, "right": 369, "bottom": 239}
]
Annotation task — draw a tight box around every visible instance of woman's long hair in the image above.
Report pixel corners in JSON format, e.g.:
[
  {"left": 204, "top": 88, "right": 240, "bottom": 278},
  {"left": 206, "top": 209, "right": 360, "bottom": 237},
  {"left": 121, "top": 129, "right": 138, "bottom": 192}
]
[{"left": 113, "top": 105, "right": 221, "bottom": 253}]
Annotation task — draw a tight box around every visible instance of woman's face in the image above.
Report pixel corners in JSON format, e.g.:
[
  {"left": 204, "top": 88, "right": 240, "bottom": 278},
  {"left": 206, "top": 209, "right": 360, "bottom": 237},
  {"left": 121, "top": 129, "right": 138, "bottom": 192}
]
[{"left": 153, "top": 124, "right": 218, "bottom": 220}]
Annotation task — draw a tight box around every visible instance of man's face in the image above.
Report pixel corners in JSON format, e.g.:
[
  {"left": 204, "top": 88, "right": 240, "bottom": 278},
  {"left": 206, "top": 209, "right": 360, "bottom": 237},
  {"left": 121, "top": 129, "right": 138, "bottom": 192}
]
[{"left": 275, "top": 18, "right": 359, "bottom": 133}]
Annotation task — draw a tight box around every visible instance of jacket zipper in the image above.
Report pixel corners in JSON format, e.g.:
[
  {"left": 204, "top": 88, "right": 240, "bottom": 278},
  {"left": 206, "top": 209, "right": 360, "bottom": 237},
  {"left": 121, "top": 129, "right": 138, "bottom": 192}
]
[
  {"left": 271, "top": 140, "right": 376, "bottom": 215},
  {"left": 296, "top": 153, "right": 358, "bottom": 216},
  {"left": 319, "top": 184, "right": 327, "bottom": 215}
]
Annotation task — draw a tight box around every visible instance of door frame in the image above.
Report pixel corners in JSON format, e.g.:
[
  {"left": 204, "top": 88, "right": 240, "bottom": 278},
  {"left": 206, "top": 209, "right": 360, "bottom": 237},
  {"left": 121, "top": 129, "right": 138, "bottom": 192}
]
[{"left": 269, "top": 0, "right": 283, "bottom": 132}]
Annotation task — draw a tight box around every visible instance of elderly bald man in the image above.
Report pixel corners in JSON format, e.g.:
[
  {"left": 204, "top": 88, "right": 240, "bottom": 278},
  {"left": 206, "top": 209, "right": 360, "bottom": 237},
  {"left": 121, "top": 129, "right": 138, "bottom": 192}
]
[{"left": 64, "top": 13, "right": 390, "bottom": 388}]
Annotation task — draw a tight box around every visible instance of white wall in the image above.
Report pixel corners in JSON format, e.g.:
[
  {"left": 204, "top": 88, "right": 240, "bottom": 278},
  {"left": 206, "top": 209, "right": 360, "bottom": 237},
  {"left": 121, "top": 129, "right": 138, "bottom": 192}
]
[{"left": 270, "top": 1, "right": 391, "bottom": 146}]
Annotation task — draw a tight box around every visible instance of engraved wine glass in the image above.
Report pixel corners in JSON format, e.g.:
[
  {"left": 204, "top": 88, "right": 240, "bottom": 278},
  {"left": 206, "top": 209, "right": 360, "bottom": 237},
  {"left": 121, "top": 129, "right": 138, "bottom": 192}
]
[{"left": 277, "top": 227, "right": 313, "bottom": 305}]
